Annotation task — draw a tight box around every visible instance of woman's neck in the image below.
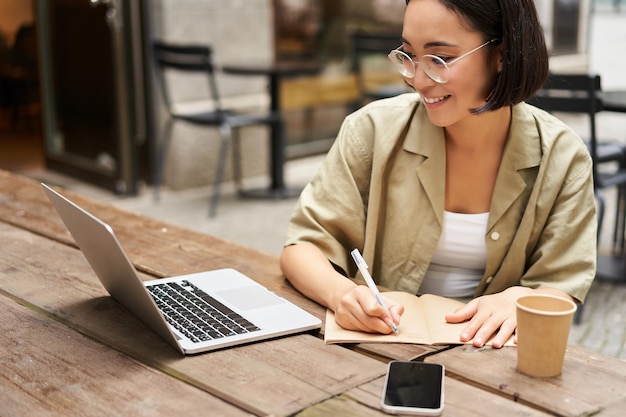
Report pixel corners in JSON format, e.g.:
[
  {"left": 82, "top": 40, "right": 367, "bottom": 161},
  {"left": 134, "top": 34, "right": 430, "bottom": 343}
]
[{"left": 444, "top": 106, "right": 512, "bottom": 151}]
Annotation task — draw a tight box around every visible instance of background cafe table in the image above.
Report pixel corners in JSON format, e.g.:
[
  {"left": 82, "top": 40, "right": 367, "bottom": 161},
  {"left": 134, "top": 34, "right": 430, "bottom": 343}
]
[
  {"left": 222, "top": 60, "right": 321, "bottom": 199},
  {"left": 2, "top": 169, "right": 626, "bottom": 416}
]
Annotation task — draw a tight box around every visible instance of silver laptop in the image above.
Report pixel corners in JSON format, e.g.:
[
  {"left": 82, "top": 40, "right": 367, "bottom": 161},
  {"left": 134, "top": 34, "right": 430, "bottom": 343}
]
[{"left": 41, "top": 183, "right": 321, "bottom": 355}]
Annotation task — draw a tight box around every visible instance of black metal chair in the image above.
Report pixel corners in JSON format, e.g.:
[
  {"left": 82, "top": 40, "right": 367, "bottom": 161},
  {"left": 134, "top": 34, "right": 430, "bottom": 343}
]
[
  {"left": 349, "top": 30, "right": 408, "bottom": 107},
  {"left": 528, "top": 73, "right": 626, "bottom": 324},
  {"left": 528, "top": 73, "right": 626, "bottom": 245},
  {"left": 152, "top": 41, "right": 281, "bottom": 217}
]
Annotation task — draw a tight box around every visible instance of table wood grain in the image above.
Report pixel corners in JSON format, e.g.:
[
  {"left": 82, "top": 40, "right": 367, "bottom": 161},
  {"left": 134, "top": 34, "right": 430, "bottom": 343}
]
[
  {"left": 425, "top": 345, "right": 626, "bottom": 416},
  {"left": 3, "top": 168, "right": 625, "bottom": 416},
  {"left": 0, "top": 295, "right": 251, "bottom": 417},
  {"left": 0, "top": 221, "right": 386, "bottom": 416}
]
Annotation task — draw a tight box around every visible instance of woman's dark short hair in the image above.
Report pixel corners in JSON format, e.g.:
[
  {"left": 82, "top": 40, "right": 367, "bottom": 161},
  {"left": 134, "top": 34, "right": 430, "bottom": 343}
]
[{"left": 405, "top": 0, "right": 549, "bottom": 113}]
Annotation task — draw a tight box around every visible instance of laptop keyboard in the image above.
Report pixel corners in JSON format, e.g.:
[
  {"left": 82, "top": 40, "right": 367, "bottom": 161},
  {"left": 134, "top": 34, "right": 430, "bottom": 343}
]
[{"left": 147, "top": 280, "right": 261, "bottom": 343}]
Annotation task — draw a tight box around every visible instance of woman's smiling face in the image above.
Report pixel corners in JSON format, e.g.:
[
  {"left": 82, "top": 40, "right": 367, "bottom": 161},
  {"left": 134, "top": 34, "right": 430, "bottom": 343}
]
[{"left": 402, "top": 0, "right": 501, "bottom": 127}]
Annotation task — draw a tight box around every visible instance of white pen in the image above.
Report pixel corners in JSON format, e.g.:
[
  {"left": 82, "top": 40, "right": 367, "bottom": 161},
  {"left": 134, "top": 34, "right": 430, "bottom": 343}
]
[{"left": 350, "top": 248, "right": 399, "bottom": 334}]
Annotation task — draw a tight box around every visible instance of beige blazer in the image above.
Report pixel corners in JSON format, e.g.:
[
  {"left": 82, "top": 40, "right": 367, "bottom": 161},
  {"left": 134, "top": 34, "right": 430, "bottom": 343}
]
[{"left": 285, "top": 94, "right": 596, "bottom": 303}]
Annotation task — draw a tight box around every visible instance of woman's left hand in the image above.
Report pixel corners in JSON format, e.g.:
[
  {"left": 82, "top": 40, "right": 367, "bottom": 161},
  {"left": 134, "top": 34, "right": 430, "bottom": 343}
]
[{"left": 444, "top": 286, "right": 574, "bottom": 348}]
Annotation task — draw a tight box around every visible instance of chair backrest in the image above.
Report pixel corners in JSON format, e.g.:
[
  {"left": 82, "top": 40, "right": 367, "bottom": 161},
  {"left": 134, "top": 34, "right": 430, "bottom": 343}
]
[
  {"left": 350, "top": 30, "right": 400, "bottom": 57},
  {"left": 152, "top": 41, "right": 222, "bottom": 113},
  {"left": 349, "top": 30, "right": 403, "bottom": 100},
  {"left": 527, "top": 73, "right": 605, "bottom": 164}
]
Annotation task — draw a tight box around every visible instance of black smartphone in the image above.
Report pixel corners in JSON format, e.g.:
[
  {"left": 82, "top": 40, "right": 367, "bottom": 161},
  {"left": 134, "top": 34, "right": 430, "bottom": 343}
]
[{"left": 381, "top": 360, "right": 445, "bottom": 416}]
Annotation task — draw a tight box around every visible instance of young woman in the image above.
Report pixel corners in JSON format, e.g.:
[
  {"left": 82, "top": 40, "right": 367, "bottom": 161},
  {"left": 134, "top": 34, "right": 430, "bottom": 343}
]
[{"left": 280, "top": 0, "right": 596, "bottom": 348}]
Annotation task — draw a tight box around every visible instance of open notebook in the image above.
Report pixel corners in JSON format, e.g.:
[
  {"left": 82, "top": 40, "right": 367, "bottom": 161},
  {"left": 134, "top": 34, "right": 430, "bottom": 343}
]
[
  {"left": 324, "top": 291, "right": 515, "bottom": 347},
  {"left": 42, "top": 183, "right": 321, "bottom": 355}
]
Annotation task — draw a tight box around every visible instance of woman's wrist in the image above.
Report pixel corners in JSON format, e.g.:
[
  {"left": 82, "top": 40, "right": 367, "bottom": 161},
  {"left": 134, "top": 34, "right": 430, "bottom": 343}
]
[{"left": 328, "top": 277, "right": 358, "bottom": 312}]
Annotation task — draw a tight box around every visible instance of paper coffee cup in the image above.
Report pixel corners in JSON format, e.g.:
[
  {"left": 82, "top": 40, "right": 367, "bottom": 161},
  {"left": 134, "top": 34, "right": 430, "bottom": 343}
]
[{"left": 515, "top": 294, "right": 577, "bottom": 377}]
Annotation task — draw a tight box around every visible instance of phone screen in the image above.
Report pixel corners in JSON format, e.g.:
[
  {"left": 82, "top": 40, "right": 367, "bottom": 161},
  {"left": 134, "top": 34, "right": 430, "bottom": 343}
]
[{"left": 382, "top": 361, "right": 444, "bottom": 415}]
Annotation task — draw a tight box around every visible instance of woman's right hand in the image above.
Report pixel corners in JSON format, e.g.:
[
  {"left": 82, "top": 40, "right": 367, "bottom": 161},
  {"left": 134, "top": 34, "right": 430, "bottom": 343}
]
[
  {"left": 333, "top": 285, "right": 404, "bottom": 334},
  {"left": 280, "top": 243, "right": 403, "bottom": 334}
]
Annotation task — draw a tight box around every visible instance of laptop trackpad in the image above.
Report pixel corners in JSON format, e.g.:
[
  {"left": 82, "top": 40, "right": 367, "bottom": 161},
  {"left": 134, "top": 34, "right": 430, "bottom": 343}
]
[{"left": 216, "top": 286, "right": 285, "bottom": 311}]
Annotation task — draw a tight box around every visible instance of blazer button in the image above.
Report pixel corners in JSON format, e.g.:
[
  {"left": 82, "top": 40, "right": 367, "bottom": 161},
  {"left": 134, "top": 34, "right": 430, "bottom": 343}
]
[
  {"left": 490, "top": 232, "right": 500, "bottom": 241},
  {"left": 485, "top": 276, "right": 494, "bottom": 284}
]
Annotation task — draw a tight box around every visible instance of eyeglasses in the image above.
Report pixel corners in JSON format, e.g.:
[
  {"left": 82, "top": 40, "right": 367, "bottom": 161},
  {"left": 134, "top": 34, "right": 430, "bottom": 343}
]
[{"left": 388, "top": 39, "right": 497, "bottom": 84}]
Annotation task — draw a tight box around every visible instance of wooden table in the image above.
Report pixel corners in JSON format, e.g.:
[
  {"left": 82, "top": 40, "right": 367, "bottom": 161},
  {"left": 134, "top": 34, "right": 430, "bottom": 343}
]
[{"left": 1, "top": 169, "right": 625, "bottom": 416}]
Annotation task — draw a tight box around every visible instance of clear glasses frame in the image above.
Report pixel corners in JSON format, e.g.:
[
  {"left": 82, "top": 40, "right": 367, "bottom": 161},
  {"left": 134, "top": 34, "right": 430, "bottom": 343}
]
[{"left": 388, "top": 38, "right": 497, "bottom": 84}]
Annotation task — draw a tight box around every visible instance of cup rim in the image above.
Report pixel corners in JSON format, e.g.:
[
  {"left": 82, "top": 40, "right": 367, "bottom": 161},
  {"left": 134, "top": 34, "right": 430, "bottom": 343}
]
[{"left": 515, "top": 293, "right": 577, "bottom": 316}]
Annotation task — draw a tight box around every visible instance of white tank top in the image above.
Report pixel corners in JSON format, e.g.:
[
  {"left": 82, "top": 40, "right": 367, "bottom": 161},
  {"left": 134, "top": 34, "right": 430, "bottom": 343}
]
[{"left": 419, "top": 211, "right": 488, "bottom": 298}]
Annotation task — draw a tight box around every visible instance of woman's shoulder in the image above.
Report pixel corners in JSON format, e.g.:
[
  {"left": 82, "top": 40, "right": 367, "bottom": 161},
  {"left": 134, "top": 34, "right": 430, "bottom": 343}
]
[
  {"left": 516, "top": 102, "right": 593, "bottom": 180},
  {"left": 520, "top": 101, "right": 582, "bottom": 139},
  {"left": 517, "top": 102, "right": 590, "bottom": 154}
]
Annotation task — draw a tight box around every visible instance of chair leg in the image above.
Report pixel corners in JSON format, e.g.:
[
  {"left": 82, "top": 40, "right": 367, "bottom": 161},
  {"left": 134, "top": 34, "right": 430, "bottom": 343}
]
[
  {"left": 209, "top": 123, "right": 232, "bottom": 217},
  {"left": 231, "top": 127, "right": 243, "bottom": 191},
  {"left": 153, "top": 118, "right": 174, "bottom": 203},
  {"left": 578, "top": 190, "right": 607, "bottom": 326},
  {"left": 573, "top": 303, "right": 584, "bottom": 325},
  {"left": 619, "top": 184, "right": 626, "bottom": 253},
  {"left": 617, "top": 185, "right": 626, "bottom": 249},
  {"left": 596, "top": 190, "right": 605, "bottom": 242},
  {"left": 612, "top": 186, "right": 620, "bottom": 247}
]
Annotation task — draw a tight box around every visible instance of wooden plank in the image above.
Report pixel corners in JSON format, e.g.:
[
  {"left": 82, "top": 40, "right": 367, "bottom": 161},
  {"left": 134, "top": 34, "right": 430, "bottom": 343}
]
[
  {"left": 600, "top": 396, "right": 626, "bottom": 417},
  {"left": 0, "top": 294, "right": 251, "bottom": 417},
  {"left": 297, "top": 375, "right": 552, "bottom": 416},
  {"left": 0, "top": 169, "right": 442, "bottom": 362},
  {"left": 348, "top": 342, "right": 447, "bottom": 362},
  {"left": 0, "top": 170, "right": 284, "bottom": 281},
  {"left": 425, "top": 345, "right": 626, "bottom": 417},
  {"left": 295, "top": 395, "right": 386, "bottom": 417},
  {"left": 0, "top": 221, "right": 387, "bottom": 416},
  {"left": 0, "top": 170, "right": 81, "bottom": 246}
]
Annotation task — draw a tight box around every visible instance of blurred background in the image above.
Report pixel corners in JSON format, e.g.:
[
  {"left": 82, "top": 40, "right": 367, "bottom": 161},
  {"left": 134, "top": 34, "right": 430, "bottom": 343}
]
[{"left": 0, "top": 0, "right": 613, "bottom": 196}]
